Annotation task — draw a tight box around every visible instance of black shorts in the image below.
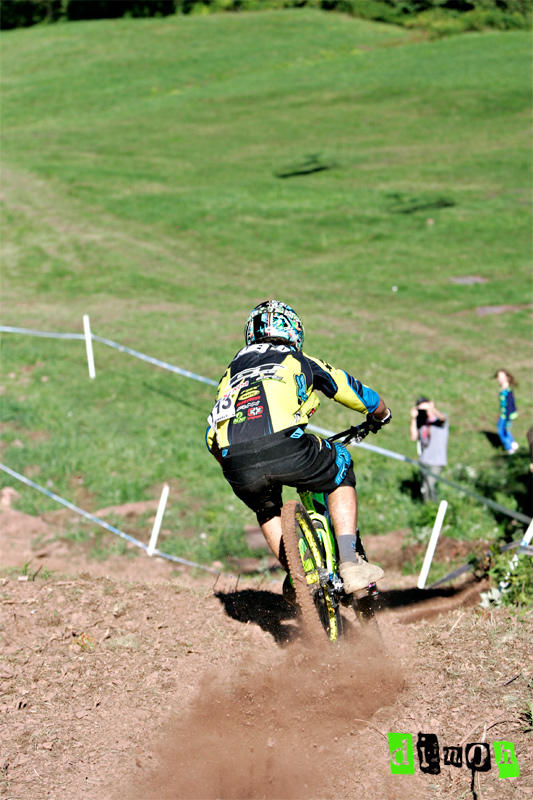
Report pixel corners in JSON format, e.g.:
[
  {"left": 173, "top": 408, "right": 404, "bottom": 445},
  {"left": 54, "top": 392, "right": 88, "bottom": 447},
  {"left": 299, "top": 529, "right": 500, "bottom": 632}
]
[{"left": 221, "top": 427, "right": 355, "bottom": 524}]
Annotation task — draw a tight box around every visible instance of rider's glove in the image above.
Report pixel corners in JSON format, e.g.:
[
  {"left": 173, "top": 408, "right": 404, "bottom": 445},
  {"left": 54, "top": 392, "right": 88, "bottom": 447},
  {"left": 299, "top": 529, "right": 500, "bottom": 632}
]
[{"left": 366, "top": 408, "right": 392, "bottom": 434}]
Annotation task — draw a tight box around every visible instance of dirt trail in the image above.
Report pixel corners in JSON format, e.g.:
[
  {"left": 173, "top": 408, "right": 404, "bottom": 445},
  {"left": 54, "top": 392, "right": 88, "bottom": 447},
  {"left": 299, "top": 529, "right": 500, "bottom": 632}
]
[{"left": 0, "top": 504, "right": 531, "bottom": 800}]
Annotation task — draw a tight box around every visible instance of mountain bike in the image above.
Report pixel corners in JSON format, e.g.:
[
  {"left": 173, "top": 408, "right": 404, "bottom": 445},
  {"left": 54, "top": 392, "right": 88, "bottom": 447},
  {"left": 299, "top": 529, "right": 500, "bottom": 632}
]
[{"left": 281, "top": 421, "right": 382, "bottom": 642}]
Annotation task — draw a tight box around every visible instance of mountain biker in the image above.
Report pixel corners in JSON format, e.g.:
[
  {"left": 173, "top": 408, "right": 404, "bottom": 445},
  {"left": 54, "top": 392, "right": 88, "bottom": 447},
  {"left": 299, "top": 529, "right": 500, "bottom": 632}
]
[{"left": 206, "top": 300, "right": 391, "bottom": 594}]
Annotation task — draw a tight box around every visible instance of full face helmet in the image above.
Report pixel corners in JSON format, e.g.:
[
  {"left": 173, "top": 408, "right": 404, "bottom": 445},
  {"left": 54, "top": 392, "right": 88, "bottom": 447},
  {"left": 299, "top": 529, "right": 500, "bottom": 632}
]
[{"left": 244, "top": 300, "right": 304, "bottom": 351}]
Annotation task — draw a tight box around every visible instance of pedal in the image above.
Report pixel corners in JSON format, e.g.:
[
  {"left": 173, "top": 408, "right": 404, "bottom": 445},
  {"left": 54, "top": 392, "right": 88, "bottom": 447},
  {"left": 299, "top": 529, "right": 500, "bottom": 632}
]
[{"left": 352, "top": 583, "right": 380, "bottom": 601}]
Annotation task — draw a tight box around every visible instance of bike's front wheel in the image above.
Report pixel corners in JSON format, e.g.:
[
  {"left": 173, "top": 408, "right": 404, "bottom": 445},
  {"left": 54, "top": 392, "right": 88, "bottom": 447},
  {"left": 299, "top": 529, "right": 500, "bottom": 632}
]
[{"left": 281, "top": 500, "right": 342, "bottom": 642}]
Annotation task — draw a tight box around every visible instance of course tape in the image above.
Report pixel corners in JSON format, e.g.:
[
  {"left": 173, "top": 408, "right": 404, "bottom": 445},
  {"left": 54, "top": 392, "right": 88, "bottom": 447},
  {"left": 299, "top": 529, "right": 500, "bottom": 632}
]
[
  {"left": 0, "top": 326, "right": 217, "bottom": 387},
  {"left": 307, "top": 424, "right": 531, "bottom": 525},
  {"left": 0, "top": 463, "right": 218, "bottom": 575},
  {"left": 91, "top": 334, "right": 218, "bottom": 387},
  {"left": 2, "top": 325, "right": 530, "bottom": 526}
]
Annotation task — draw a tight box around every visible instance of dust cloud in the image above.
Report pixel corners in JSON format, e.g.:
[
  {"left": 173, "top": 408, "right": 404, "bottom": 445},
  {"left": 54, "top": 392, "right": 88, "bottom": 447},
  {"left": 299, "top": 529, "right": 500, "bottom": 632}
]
[{"left": 125, "top": 631, "right": 403, "bottom": 800}]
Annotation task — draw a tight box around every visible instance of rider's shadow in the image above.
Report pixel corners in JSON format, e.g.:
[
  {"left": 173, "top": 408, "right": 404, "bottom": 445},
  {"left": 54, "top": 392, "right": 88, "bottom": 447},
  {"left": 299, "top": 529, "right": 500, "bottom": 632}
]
[{"left": 215, "top": 589, "right": 298, "bottom": 645}]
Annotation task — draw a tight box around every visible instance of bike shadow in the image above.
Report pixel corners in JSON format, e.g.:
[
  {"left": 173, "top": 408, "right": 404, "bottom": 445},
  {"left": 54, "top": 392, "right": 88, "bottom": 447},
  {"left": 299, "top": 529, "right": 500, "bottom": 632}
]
[
  {"left": 215, "top": 589, "right": 299, "bottom": 645},
  {"left": 215, "top": 583, "right": 479, "bottom": 644},
  {"left": 215, "top": 588, "right": 364, "bottom": 644}
]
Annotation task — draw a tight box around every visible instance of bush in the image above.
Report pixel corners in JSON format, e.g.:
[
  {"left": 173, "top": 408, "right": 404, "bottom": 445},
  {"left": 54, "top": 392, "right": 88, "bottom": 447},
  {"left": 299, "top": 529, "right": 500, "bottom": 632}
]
[
  {"left": 64, "top": 0, "right": 177, "bottom": 20},
  {"left": 480, "top": 546, "right": 533, "bottom": 609},
  {"left": 0, "top": 0, "right": 62, "bottom": 29},
  {"left": 405, "top": 5, "right": 531, "bottom": 36},
  {"left": 1, "top": 0, "right": 530, "bottom": 30},
  {"left": 0, "top": 0, "right": 177, "bottom": 28},
  {"left": 319, "top": 0, "right": 402, "bottom": 24}
]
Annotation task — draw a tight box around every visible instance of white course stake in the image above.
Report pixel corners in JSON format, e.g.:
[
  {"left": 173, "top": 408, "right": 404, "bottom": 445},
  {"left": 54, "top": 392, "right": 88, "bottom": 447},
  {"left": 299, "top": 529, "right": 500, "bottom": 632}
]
[
  {"left": 83, "top": 314, "right": 96, "bottom": 380},
  {"left": 147, "top": 484, "right": 169, "bottom": 557},
  {"left": 417, "top": 500, "right": 448, "bottom": 590}
]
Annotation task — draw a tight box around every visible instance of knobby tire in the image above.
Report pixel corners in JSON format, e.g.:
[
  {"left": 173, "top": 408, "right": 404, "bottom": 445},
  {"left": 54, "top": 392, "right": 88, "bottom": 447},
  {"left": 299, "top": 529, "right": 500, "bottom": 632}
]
[{"left": 281, "top": 500, "right": 342, "bottom": 642}]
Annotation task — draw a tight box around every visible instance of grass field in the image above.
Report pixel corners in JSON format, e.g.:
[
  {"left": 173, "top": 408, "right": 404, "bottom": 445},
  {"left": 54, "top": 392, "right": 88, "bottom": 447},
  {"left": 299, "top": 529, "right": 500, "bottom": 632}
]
[{"left": 1, "top": 10, "right": 531, "bottom": 570}]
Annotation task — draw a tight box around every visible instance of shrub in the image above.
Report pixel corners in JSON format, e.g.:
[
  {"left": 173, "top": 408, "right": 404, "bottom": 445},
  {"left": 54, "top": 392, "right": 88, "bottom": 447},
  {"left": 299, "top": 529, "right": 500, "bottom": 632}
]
[
  {"left": 0, "top": 0, "right": 62, "bottom": 29},
  {"left": 0, "top": 0, "right": 177, "bottom": 28},
  {"left": 64, "top": 0, "right": 177, "bottom": 20},
  {"left": 1, "top": 0, "right": 530, "bottom": 30},
  {"left": 405, "top": 4, "right": 531, "bottom": 36},
  {"left": 480, "top": 546, "right": 533, "bottom": 609}
]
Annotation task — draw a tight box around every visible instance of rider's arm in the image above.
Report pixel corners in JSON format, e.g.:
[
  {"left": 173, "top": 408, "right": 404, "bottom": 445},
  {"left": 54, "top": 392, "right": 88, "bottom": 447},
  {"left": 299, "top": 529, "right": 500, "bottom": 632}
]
[
  {"left": 306, "top": 355, "right": 381, "bottom": 414},
  {"left": 371, "top": 397, "right": 391, "bottom": 421}
]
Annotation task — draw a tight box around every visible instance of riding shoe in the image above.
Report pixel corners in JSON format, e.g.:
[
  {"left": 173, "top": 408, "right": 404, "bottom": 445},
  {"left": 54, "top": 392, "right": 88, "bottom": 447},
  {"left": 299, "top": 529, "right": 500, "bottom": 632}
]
[{"left": 339, "top": 558, "right": 384, "bottom": 593}]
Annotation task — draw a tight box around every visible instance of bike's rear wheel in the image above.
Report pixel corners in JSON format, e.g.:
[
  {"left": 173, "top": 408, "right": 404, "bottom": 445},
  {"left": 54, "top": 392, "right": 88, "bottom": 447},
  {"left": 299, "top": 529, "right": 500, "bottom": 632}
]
[{"left": 281, "top": 500, "right": 342, "bottom": 641}]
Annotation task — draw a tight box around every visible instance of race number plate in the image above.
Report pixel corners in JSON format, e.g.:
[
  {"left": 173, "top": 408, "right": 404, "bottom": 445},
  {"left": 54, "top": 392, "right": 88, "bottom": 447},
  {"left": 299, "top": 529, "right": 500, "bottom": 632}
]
[
  {"left": 208, "top": 394, "right": 236, "bottom": 428},
  {"left": 207, "top": 381, "right": 246, "bottom": 428}
]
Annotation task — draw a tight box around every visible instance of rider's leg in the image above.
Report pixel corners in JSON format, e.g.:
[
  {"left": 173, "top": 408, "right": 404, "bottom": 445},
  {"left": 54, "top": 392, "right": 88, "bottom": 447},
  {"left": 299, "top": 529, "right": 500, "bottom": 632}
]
[
  {"left": 328, "top": 484, "right": 384, "bottom": 593},
  {"left": 261, "top": 515, "right": 282, "bottom": 559},
  {"left": 260, "top": 514, "right": 294, "bottom": 603},
  {"left": 260, "top": 515, "right": 289, "bottom": 571},
  {"left": 327, "top": 484, "right": 357, "bottom": 540}
]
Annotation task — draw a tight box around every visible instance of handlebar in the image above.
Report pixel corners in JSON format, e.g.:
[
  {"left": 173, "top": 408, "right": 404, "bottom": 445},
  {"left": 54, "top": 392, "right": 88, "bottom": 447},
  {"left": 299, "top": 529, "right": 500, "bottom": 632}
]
[{"left": 327, "top": 420, "right": 372, "bottom": 446}]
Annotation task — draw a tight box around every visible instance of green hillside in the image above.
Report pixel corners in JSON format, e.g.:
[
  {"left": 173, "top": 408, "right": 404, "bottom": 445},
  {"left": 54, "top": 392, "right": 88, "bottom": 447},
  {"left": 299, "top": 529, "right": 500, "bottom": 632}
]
[{"left": 1, "top": 10, "right": 531, "bottom": 567}]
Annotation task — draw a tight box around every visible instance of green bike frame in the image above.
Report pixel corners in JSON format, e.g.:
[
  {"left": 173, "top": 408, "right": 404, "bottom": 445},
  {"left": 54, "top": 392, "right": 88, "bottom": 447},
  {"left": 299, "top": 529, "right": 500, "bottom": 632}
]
[
  {"left": 299, "top": 490, "right": 337, "bottom": 572},
  {"left": 296, "top": 487, "right": 380, "bottom": 640},
  {"left": 297, "top": 489, "right": 344, "bottom": 640}
]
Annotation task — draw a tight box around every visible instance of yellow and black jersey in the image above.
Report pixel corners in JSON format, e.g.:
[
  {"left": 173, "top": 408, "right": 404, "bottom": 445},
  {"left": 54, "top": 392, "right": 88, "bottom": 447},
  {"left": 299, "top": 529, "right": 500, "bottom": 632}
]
[{"left": 206, "top": 343, "right": 381, "bottom": 453}]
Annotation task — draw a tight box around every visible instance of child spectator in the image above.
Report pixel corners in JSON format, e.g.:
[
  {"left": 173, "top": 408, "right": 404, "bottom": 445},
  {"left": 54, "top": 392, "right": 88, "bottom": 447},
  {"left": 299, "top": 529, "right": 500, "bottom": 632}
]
[{"left": 494, "top": 369, "right": 519, "bottom": 454}]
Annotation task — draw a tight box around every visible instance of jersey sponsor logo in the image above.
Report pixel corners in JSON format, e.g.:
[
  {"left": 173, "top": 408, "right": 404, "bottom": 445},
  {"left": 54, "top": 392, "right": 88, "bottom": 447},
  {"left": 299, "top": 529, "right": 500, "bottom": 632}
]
[
  {"left": 233, "top": 410, "right": 247, "bottom": 424},
  {"left": 295, "top": 373, "right": 308, "bottom": 404},
  {"left": 236, "top": 399, "right": 260, "bottom": 411},
  {"left": 247, "top": 405, "right": 263, "bottom": 419},
  {"left": 237, "top": 388, "right": 261, "bottom": 403},
  {"left": 229, "top": 363, "right": 285, "bottom": 388},
  {"left": 239, "top": 344, "right": 291, "bottom": 356}
]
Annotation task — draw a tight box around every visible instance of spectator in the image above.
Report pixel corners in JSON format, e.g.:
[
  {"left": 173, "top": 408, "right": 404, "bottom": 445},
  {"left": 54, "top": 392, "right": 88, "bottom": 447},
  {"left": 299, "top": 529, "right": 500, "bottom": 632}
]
[
  {"left": 527, "top": 426, "right": 533, "bottom": 472},
  {"left": 410, "top": 396, "right": 449, "bottom": 502},
  {"left": 494, "top": 369, "right": 519, "bottom": 454}
]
